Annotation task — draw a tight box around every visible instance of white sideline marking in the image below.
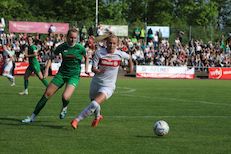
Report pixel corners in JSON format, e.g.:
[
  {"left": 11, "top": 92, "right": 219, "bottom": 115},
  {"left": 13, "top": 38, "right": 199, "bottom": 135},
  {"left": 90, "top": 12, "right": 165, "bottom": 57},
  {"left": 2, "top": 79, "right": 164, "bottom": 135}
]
[
  {"left": 120, "top": 93, "right": 231, "bottom": 107},
  {"left": 1, "top": 115, "right": 231, "bottom": 119},
  {"left": 117, "top": 87, "right": 136, "bottom": 94}
]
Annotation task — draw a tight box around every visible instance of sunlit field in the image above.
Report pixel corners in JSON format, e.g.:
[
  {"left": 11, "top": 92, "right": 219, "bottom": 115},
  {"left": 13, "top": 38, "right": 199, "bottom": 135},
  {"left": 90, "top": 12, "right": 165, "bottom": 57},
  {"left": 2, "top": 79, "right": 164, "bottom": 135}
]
[{"left": 0, "top": 76, "right": 231, "bottom": 154}]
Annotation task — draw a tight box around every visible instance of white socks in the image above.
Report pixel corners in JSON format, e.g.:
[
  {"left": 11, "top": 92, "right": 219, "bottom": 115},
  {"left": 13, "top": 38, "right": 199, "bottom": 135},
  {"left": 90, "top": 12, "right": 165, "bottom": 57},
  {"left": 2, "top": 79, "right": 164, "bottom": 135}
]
[
  {"left": 76, "top": 100, "right": 100, "bottom": 122},
  {"left": 30, "top": 113, "right": 36, "bottom": 121}
]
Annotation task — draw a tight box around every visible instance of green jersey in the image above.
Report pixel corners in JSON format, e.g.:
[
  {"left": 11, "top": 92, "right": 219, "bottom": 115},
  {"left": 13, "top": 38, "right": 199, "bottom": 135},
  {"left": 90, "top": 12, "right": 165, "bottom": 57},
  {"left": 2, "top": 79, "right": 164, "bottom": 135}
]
[
  {"left": 54, "top": 42, "right": 86, "bottom": 76},
  {"left": 28, "top": 45, "right": 39, "bottom": 65}
]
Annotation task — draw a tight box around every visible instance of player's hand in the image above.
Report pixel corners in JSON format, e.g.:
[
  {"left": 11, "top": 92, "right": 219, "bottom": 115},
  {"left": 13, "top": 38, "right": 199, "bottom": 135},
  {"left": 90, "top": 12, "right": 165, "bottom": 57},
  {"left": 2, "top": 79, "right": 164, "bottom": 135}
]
[
  {"left": 85, "top": 71, "right": 90, "bottom": 76},
  {"left": 125, "top": 67, "right": 133, "bottom": 74},
  {"left": 94, "top": 69, "right": 105, "bottom": 74}
]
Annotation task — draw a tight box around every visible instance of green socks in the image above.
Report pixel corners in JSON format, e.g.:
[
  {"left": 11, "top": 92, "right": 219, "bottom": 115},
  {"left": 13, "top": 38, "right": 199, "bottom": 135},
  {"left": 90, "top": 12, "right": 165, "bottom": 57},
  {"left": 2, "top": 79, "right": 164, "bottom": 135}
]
[
  {"left": 41, "top": 78, "right": 49, "bottom": 87},
  {"left": 62, "top": 97, "right": 69, "bottom": 108},
  {"left": 24, "top": 79, "right": 28, "bottom": 90},
  {"left": 33, "top": 95, "right": 48, "bottom": 115}
]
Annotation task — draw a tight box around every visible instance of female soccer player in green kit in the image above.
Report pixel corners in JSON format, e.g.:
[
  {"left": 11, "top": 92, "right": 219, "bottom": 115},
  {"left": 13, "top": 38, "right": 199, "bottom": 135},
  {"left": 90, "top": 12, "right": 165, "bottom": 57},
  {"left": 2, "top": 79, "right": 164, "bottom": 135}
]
[
  {"left": 22, "top": 28, "right": 89, "bottom": 123},
  {"left": 19, "top": 36, "right": 49, "bottom": 95}
]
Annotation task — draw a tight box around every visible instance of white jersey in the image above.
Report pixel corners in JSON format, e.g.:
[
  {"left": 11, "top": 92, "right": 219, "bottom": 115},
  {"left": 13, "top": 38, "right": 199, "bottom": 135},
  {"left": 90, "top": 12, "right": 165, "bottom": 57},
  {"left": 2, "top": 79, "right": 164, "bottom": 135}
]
[
  {"left": 91, "top": 47, "right": 130, "bottom": 88},
  {"left": 3, "top": 50, "right": 15, "bottom": 63}
]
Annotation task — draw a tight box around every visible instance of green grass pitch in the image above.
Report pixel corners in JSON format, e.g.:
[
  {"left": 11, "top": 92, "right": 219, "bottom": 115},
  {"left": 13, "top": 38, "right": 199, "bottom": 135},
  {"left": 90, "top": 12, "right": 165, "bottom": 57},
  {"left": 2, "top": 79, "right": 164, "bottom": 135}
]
[{"left": 0, "top": 76, "right": 231, "bottom": 154}]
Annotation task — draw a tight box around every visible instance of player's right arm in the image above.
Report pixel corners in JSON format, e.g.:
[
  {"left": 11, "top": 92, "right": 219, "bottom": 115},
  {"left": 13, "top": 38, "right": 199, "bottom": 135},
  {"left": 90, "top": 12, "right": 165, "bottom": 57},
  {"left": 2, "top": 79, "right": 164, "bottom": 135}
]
[
  {"left": 91, "top": 50, "right": 105, "bottom": 74},
  {"left": 25, "top": 46, "right": 38, "bottom": 58}
]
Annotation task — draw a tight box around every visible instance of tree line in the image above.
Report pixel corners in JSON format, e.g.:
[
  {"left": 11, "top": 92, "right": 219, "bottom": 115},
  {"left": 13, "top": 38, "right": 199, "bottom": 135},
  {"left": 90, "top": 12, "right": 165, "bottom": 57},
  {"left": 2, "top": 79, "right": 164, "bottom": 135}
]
[{"left": 1, "top": 0, "right": 231, "bottom": 42}]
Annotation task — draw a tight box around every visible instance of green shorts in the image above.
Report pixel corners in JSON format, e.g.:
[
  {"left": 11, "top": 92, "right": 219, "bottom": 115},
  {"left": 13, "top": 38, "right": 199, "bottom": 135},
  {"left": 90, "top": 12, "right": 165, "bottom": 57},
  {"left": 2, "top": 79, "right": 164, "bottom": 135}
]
[
  {"left": 51, "top": 73, "right": 80, "bottom": 88},
  {"left": 28, "top": 63, "right": 41, "bottom": 75}
]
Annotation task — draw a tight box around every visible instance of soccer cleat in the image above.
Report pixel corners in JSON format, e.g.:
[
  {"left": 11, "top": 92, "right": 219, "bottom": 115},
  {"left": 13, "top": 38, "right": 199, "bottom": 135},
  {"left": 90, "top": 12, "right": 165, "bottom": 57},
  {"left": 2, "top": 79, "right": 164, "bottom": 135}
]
[
  {"left": 11, "top": 83, "right": 15, "bottom": 86},
  {"left": 71, "top": 119, "right": 78, "bottom": 129},
  {"left": 91, "top": 115, "right": 103, "bottom": 127},
  {"left": 22, "top": 116, "right": 34, "bottom": 123},
  {"left": 19, "top": 91, "right": 28, "bottom": 95},
  {"left": 59, "top": 107, "right": 67, "bottom": 119}
]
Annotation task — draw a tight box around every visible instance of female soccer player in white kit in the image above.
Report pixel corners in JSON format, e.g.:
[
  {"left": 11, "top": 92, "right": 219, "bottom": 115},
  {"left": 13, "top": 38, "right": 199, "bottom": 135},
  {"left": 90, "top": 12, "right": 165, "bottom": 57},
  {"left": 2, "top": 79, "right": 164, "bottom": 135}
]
[
  {"left": 2, "top": 45, "right": 15, "bottom": 86},
  {"left": 71, "top": 33, "right": 134, "bottom": 129}
]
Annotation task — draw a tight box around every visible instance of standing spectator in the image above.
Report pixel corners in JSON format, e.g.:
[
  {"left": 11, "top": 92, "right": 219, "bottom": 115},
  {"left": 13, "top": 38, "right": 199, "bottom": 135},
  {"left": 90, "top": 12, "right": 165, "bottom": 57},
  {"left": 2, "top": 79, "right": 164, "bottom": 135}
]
[
  {"left": 153, "top": 32, "right": 159, "bottom": 49},
  {"left": 81, "top": 26, "right": 88, "bottom": 41},
  {"left": 0, "top": 18, "right": 5, "bottom": 34},
  {"left": 140, "top": 28, "right": 146, "bottom": 42},
  {"left": 48, "top": 24, "right": 56, "bottom": 37},
  {"left": 134, "top": 27, "right": 140, "bottom": 40},
  {"left": 147, "top": 28, "right": 153, "bottom": 42}
]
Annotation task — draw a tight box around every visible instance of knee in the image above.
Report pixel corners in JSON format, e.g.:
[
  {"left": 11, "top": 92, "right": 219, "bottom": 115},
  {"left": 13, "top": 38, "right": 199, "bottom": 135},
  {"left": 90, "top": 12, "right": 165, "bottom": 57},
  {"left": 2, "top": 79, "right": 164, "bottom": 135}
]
[
  {"left": 62, "top": 94, "right": 70, "bottom": 101},
  {"left": 24, "top": 76, "right": 29, "bottom": 80},
  {"left": 44, "top": 89, "right": 53, "bottom": 98},
  {"left": 39, "top": 75, "right": 44, "bottom": 80}
]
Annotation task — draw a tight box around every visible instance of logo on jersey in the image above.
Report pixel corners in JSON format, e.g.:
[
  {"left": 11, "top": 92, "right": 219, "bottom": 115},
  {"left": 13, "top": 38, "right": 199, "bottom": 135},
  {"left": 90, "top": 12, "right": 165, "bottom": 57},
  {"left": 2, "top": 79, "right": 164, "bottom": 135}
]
[{"left": 100, "top": 58, "right": 121, "bottom": 67}]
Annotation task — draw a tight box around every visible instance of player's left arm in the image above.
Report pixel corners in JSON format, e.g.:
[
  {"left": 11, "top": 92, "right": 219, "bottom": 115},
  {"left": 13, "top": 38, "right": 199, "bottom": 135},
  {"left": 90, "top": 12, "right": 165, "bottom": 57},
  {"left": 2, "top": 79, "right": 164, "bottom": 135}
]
[
  {"left": 121, "top": 51, "right": 134, "bottom": 74},
  {"left": 44, "top": 59, "right": 51, "bottom": 78},
  {"left": 127, "top": 55, "right": 134, "bottom": 74},
  {"left": 83, "top": 55, "right": 90, "bottom": 75}
]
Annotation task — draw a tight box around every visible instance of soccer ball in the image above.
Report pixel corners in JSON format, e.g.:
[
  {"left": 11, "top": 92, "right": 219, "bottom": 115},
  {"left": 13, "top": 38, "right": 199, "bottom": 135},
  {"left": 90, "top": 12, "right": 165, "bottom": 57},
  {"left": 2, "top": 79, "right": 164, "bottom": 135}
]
[{"left": 153, "top": 120, "right": 169, "bottom": 136}]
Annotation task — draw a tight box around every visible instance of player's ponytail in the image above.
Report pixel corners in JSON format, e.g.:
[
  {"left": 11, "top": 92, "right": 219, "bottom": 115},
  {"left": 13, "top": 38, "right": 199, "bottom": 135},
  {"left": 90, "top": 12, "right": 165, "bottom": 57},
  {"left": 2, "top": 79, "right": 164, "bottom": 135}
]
[{"left": 95, "top": 32, "right": 116, "bottom": 42}]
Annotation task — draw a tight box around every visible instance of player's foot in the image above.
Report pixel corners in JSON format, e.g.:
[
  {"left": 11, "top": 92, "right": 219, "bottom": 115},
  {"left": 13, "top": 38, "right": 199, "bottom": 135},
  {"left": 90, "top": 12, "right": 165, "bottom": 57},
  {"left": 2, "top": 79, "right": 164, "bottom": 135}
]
[
  {"left": 59, "top": 107, "right": 67, "bottom": 119},
  {"left": 19, "top": 91, "right": 28, "bottom": 95},
  {"left": 91, "top": 115, "right": 103, "bottom": 127},
  {"left": 71, "top": 119, "right": 78, "bottom": 129},
  {"left": 11, "top": 82, "right": 15, "bottom": 86},
  {"left": 22, "top": 116, "right": 34, "bottom": 123}
]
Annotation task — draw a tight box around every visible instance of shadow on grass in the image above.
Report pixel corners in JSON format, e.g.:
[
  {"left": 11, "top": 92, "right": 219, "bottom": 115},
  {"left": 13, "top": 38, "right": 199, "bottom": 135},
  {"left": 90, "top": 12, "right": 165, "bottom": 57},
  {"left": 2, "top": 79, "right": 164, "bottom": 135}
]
[
  {"left": 136, "top": 135, "right": 166, "bottom": 138},
  {"left": 0, "top": 117, "right": 68, "bottom": 130}
]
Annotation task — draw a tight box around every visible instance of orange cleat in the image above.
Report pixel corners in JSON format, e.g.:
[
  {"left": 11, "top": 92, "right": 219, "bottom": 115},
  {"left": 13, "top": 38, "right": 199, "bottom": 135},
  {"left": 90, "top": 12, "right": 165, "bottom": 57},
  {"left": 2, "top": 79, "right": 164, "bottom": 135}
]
[
  {"left": 71, "top": 119, "right": 78, "bottom": 129},
  {"left": 91, "top": 115, "right": 103, "bottom": 127}
]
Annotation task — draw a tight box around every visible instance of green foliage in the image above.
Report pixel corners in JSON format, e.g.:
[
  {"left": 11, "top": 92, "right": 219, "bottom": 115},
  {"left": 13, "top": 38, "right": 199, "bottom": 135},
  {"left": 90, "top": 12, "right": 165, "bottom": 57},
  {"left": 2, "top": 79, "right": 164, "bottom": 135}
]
[
  {"left": 146, "top": 0, "right": 173, "bottom": 25},
  {"left": 99, "top": 2, "right": 128, "bottom": 25},
  {"left": 0, "top": 0, "right": 30, "bottom": 20},
  {"left": 0, "top": 0, "right": 228, "bottom": 42}
]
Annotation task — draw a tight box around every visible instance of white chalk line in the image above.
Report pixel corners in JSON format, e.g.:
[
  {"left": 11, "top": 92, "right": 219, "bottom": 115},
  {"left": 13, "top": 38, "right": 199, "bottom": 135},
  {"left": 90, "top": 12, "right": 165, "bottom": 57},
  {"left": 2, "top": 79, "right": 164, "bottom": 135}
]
[
  {"left": 0, "top": 115, "right": 231, "bottom": 119},
  {"left": 120, "top": 93, "right": 231, "bottom": 107}
]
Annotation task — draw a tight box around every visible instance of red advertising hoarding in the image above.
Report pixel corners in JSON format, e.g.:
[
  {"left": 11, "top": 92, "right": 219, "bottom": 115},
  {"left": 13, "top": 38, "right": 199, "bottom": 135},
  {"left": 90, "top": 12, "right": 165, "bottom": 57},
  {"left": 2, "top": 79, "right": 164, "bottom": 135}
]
[
  {"left": 209, "top": 67, "right": 231, "bottom": 79},
  {"left": 14, "top": 62, "right": 29, "bottom": 75},
  {"left": 9, "top": 21, "right": 69, "bottom": 34}
]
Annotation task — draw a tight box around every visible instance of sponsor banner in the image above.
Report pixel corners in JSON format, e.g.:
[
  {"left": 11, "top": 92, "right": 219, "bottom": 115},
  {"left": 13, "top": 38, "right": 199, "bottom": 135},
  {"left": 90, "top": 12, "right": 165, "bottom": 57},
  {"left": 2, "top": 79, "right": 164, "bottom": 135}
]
[
  {"left": 209, "top": 67, "right": 231, "bottom": 79},
  {"left": 14, "top": 62, "right": 29, "bottom": 74},
  {"left": 51, "top": 63, "right": 94, "bottom": 77},
  {"left": 51, "top": 63, "right": 61, "bottom": 75},
  {"left": 9, "top": 21, "right": 69, "bottom": 34},
  {"left": 136, "top": 66, "right": 195, "bottom": 79},
  {"left": 146, "top": 26, "right": 170, "bottom": 38},
  {"left": 102, "top": 25, "right": 128, "bottom": 36}
]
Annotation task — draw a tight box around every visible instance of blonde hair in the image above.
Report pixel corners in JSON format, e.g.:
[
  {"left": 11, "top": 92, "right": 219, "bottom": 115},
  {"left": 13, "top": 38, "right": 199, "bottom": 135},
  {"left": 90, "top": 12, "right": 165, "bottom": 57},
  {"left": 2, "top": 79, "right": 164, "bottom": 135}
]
[
  {"left": 67, "top": 27, "right": 79, "bottom": 37},
  {"left": 95, "top": 32, "right": 117, "bottom": 42}
]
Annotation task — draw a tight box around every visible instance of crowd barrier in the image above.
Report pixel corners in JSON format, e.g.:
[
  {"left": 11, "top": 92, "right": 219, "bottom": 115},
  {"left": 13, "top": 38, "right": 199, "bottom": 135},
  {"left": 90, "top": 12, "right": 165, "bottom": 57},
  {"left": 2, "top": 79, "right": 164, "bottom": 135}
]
[{"left": 1, "top": 62, "right": 231, "bottom": 80}]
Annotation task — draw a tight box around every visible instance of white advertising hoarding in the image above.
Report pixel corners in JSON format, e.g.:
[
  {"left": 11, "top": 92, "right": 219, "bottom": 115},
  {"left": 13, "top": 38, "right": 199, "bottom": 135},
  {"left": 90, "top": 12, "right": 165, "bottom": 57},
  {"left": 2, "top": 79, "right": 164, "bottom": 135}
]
[
  {"left": 146, "top": 26, "right": 170, "bottom": 38},
  {"left": 51, "top": 63, "right": 94, "bottom": 77},
  {"left": 101, "top": 25, "right": 128, "bottom": 36},
  {"left": 136, "top": 65, "right": 195, "bottom": 79}
]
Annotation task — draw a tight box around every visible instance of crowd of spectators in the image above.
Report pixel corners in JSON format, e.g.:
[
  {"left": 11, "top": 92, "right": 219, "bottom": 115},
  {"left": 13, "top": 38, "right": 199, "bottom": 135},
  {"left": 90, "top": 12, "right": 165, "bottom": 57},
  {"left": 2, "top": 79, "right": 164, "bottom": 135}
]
[{"left": 1, "top": 27, "right": 231, "bottom": 73}]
